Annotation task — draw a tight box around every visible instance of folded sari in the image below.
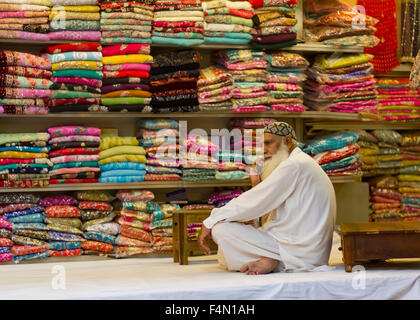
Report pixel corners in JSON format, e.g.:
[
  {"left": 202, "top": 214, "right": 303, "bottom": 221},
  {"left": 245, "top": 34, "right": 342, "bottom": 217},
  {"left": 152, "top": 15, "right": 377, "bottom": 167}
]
[
  {"left": 0, "top": 49, "right": 51, "bottom": 69},
  {"left": 100, "top": 18, "right": 152, "bottom": 25},
  {"left": 102, "top": 77, "right": 149, "bottom": 86},
  {"left": 46, "top": 51, "right": 102, "bottom": 63},
  {"left": 0, "top": 16, "right": 49, "bottom": 23},
  {"left": 0, "top": 66, "right": 51, "bottom": 79},
  {"left": 101, "top": 97, "right": 151, "bottom": 105},
  {"left": 103, "top": 71, "right": 149, "bottom": 79},
  {"left": 0, "top": 4, "right": 49, "bottom": 11},
  {"left": 101, "top": 11, "right": 153, "bottom": 20},
  {"left": 102, "top": 54, "right": 153, "bottom": 65},
  {"left": 0, "top": 10, "right": 50, "bottom": 19},
  {"left": 101, "top": 90, "right": 152, "bottom": 98},
  {"left": 50, "top": 83, "right": 100, "bottom": 94},
  {"left": 205, "top": 15, "right": 253, "bottom": 27},
  {"left": 50, "top": 20, "right": 100, "bottom": 31},
  {"left": 103, "top": 63, "right": 151, "bottom": 72},
  {"left": 48, "top": 31, "right": 101, "bottom": 41},
  {"left": 204, "top": 23, "right": 256, "bottom": 34},
  {"left": 48, "top": 98, "right": 100, "bottom": 107},
  {"left": 153, "top": 21, "right": 203, "bottom": 28},
  {"left": 101, "top": 37, "right": 152, "bottom": 45},
  {"left": 0, "top": 30, "right": 49, "bottom": 41},
  {"left": 50, "top": 90, "right": 100, "bottom": 99},
  {"left": 49, "top": 178, "right": 98, "bottom": 184},
  {"left": 52, "top": 61, "right": 103, "bottom": 71},
  {"left": 0, "top": 87, "right": 50, "bottom": 98},
  {"left": 52, "top": 70, "right": 103, "bottom": 80},
  {"left": 49, "top": 12, "right": 100, "bottom": 21},
  {"left": 0, "top": 75, "right": 51, "bottom": 90},
  {"left": 51, "top": 77, "right": 102, "bottom": 88},
  {"left": 203, "top": 32, "right": 253, "bottom": 40},
  {"left": 101, "top": 83, "right": 150, "bottom": 94},
  {"left": 101, "top": 31, "right": 151, "bottom": 39},
  {"left": 41, "top": 42, "right": 101, "bottom": 54},
  {"left": 101, "top": 25, "right": 152, "bottom": 32}
]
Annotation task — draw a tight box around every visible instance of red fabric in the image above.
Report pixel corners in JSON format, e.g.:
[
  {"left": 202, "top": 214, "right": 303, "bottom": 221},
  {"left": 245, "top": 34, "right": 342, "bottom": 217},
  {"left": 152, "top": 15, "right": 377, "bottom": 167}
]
[
  {"left": 103, "top": 71, "right": 149, "bottom": 79},
  {"left": 249, "top": 0, "right": 263, "bottom": 9},
  {"left": 0, "top": 180, "right": 49, "bottom": 188},
  {"left": 358, "top": 0, "right": 400, "bottom": 75},
  {"left": 48, "top": 98, "right": 101, "bottom": 107},
  {"left": 102, "top": 44, "right": 151, "bottom": 57},
  {"left": 49, "top": 148, "right": 99, "bottom": 158},
  {"left": 41, "top": 43, "right": 101, "bottom": 54},
  {"left": 144, "top": 174, "right": 181, "bottom": 181},
  {"left": 49, "top": 179, "right": 98, "bottom": 184}
]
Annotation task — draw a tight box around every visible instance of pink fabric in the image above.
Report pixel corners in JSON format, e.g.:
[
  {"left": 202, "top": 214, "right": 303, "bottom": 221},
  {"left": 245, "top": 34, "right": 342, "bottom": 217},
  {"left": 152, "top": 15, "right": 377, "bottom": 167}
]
[
  {"left": 49, "top": 135, "right": 101, "bottom": 144},
  {"left": 0, "top": 217, "right": 12, "bottom": 230},
  {"left": 0, "top": 88, "right": 50, "bottom": 98},
  {"left": 271, "top": 105, "right": 305, "bottom": 112},
  {"left": 0, "top": 203, "right": 34, "bottom": 214},
  {"left": 233, "top": 91, "right": 268, "bottom": 99},
  {"left": 49, "top": 167, "right": 100, "bottom": 175},
  {"left": 51, "top": 77, "right": 102, "bottom": 88},
  {"left": 102, "top": 44, "right": 151, "bottom": 56},
  {"left": 265, "top": 83, "right": 301, "bottom": 91},
  {"left": 103, "top": 63, "right": 151, "bottom": 72},
  {"left": 47, "top": 126, "right": 101, "bottom": 138},
  {"left": 48, "top": 31, "right": 101, "bottom": 41},
  {"left": 50, "top": 155, "right": 99, "bottom": 164},
  {"left": 233, "top": 105, "right": 268, "bottom": 112},
  {"left": 218, "top": 60, "right": 267, "bottom": 70},
  {"left": 0, "top": 158, "right": 51, "bottom": 166},
  {"left": 146, "top": 158, "right": 179, "bottom": 167}
]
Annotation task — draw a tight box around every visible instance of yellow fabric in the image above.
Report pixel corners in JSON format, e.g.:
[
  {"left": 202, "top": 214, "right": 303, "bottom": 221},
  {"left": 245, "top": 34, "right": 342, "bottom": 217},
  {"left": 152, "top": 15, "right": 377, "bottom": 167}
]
[
  {"left": 399, "top": 187, "right": 420, "bottom": 193},
  {"left": 49, "top": 12, "right": 100, "bottom": 21},
  {"left": 99, "top": 154, "right": 147, "bottom": 165},
  {"left": 99, "top": 146, "right": 146, "bottom": 160},
  {"left": 360, "top": 155, "right": 377, "bottom": 164},
  {"left": 99, "top": 136, "right": 139, "bottom": 150},
  {"left": 102, "top": 54, "right": 153, "bottom": 65},
  {"left": 359, "top": 147, "right": 379, "bottom": 156},
  {"left": 101, "top": 90, "right": 152, "bottom": 98},
  {"left": 52, "top": 61, "right": 103, "bottom": 71},
  {"left": 401, "top": 160, "right": 420, "bottom": 167},
  {"left": 376, "top": 154, "right": 402, "bottom": 162},
  {"left": 398, "top": 175, "right": 420, "bottom": 182},
  {"left": 315, "top": 53, "right": 374, "bottom": 70},
  {"left": 52, "top": 6, "right": 100, "bottom": 12},
  {"left": 0, "top": 151, "right": 48, "bottom": 159}
]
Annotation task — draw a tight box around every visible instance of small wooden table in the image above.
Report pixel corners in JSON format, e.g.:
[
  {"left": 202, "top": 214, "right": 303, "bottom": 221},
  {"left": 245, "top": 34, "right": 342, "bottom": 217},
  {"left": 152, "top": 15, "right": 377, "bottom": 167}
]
[
  {"left": 172, "top": 209, "right": 218, "bottom": 265},
  {"left": 340, "top": 221, "right": 420, "bottom": 272}
]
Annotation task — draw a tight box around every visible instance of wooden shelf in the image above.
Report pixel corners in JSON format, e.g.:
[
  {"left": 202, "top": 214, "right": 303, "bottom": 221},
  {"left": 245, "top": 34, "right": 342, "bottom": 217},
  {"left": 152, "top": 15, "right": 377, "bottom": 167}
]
[
  {"left": 0, "top": 111, "right": 362, "bottom": 121},
  {"left": 0, "top": 38, "right": 364, "bottom": 53},
  {"left": 0, "top": 175, "right": 361, "bottom": 193}
]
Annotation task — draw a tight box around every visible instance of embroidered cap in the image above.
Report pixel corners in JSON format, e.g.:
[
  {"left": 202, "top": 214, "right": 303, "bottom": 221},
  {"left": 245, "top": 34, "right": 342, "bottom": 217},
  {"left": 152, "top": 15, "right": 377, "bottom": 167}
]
[{"left": 264, "top": 121, "right": 297, "bottom": 141}]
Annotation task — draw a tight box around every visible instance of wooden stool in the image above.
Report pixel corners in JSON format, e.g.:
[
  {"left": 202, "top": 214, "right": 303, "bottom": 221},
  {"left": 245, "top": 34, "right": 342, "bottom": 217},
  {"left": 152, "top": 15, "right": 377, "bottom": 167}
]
[
  {"left": 172, "top": 209, "right": 218, "bottom": 265},
  {"left": 340, "top": 221, "right": 420, "bottom": 272}
]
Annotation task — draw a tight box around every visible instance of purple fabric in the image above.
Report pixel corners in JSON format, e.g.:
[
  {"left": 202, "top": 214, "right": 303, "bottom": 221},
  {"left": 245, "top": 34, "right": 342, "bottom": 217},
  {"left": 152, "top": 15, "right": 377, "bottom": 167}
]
[
  {"left": 38, "top": 195, "right": 77, "bottom": 207},
  {"left": 101, "top": 83, "right": 150, "bottom": 94},
  {"left": 51, "top": 77, "right": 102, "bottom": 88},
  {"left": 48, "top": 31, "right": 101, "bottom": 41}
]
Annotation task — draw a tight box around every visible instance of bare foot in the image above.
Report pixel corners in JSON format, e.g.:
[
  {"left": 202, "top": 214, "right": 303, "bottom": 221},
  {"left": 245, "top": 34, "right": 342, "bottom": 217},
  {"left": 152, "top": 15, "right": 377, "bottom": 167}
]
[{"left": 239, "top": 257, "right": 279, "bottom": 275}]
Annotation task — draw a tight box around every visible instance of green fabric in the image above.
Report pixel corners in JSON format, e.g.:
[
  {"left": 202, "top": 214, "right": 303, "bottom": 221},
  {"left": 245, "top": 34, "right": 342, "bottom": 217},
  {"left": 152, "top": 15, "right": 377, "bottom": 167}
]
[
  {"left": 52, "top": 69, "right": 103, "bottom": 80},
  {"left": 50, "top": 90, "right": 100, "bottom": 99},
  {"left": 251, "top": 39, "right": 298, "bottom": 50},
  {"left": 101, "top": 97, "right": 150, "bottom": 105},
  {"left": 52, "top": 161, "right": 99, "bottom": 170},
  {"left": 50, "top": 20, "right": 100, "bottom": 31}
]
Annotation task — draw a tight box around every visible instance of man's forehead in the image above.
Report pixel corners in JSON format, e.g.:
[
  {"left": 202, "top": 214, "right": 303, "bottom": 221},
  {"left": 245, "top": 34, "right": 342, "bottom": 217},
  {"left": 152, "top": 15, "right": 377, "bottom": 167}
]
[{"left": 264, "top": 132, "right": 283, "bottom": 141}]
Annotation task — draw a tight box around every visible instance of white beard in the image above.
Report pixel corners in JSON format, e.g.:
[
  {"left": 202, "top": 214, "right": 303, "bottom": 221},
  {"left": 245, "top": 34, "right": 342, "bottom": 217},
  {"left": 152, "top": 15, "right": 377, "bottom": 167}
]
[{"left": 261, "top": 144, "right": 290, "bottom": 181}]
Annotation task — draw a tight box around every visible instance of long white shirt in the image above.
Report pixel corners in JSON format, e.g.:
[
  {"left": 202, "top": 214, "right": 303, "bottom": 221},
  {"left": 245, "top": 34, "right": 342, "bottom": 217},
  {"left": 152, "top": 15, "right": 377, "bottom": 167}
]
[{"left": 203, "top": 147, "right": 337, "bottom": 272}]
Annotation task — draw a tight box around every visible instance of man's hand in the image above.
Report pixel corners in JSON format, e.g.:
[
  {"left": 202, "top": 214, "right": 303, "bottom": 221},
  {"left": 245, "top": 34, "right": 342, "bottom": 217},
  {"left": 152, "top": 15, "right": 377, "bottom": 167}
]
[
  {"left": 250, "top": 174, "right": 261, "bottom": 187},
  {"left": 198, "top": 225, "right": 212, "bottom": 255}
]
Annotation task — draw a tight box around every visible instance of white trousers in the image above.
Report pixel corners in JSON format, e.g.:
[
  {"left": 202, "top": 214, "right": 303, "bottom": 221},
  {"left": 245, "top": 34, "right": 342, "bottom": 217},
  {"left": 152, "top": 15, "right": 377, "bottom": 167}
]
[{"left": 211, "top": 222, "right": 284, "bottom": 272}]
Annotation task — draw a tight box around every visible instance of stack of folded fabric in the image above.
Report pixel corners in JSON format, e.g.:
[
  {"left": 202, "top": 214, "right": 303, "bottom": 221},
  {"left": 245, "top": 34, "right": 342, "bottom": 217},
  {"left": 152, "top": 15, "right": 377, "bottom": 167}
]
[
  {"left": 112, "top": 189, "right": 155, "bottom": 258},
  {"left": 150, "top": 202, "right": 180, "bottom": 253},
  {"left": 101, "top": 44, "right": 152, "bottom": 112},
  {"left": 180, "top": 202, "right": 215, "bottom": 241},
  {"left": 265, "top": 52, "right": 308, "bottom": 112},
  {"left": 0, "top": 0, "right": 51, "bottom": 41},
  {"left": 304, "top": 53, "right": 378, "bottom": 119},
  {"left": 202, "top": 0, "right": 255, "bottom": 45},
  {"left": 0, "top": 132, "right": 51, "bottom": 188},
  {"left": 181, "top": 134, "right": 219, "bottom": 181},
  {"left": 77, "top": 191, "right": 118, "bottom": 256},
  {"left": 375, "top": 78, "right": 420, "bottom": 121},
  {"left": 0, "top": 49, "right": 51, "bottom": 115},
  {"left": 303, "top": 0, "right": 379, "bottom": 48},
  {"left": 47, "top": 126, "right": 101, "bottom": 184},
  {"left": 137, "top": 119, "right": 182, "bottom": 181},
  {"left": 152, "top": 0, "right": 204, "bottom": 46},
  {"left": 216, "top": 49, "right": 268, "bottom": 113},
  {"left": 216, "top": 150, "right": 248, "bottom": 180},
  {"left": 367, "top": 176, "right": 402, "bottom": 222},
  {"left": 39, "top": 194, "right": 84, "bottom": 258},
  {"left": 208, "top": 188, "right": 243, "bottom": 207},
  {"left": 42, "top": 42, "right": 103, "bottom": 112},
  {"left": 250, "top": 0, "right": 298, "bottom": 49},
  {"left": 48, "top": 0, "right": 101, "bottom": 41},
  {"left": 150, "top": 50, "right": 201, "bottom": 113},
  {"left": 0, "top": 204, "right": 13, "bottom": 263},
  {"left": 197, "top": 66, "right": 233, "bottom": 111},
  {"left": 303, "top": 131, "right": 362, "bottom": 177},
  {"left": 2, "top": 193, "right": 49, "bottom": 263},
  {"left": 100, "top": 0, "right": 154, "bottom": 45},
  {"left": 348, "top": 129, "right": 379, "bottom": 177},
  {"left": 98, "top": 136, "right": 147, "bottom": 183},
  {"left": 229, "top": 117, "right": 275, "bottom": 165}
]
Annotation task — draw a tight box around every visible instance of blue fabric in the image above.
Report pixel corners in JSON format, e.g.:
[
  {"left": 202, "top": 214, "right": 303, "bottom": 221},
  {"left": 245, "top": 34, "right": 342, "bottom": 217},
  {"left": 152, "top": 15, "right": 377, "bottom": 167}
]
[
  {"left": 215, "top": 170, "right": 249, "bottom": 180},
  {"left": 8, "top": 213, "right": 43, "bottom": 224},
  {"left": 3, "top": 207, "right": 44, "bottom": 220},
  {"left": 12, "top": 223, "right": 48, "bottom": 231},
  {"left": 145, "top": 165, "right": 182, "bottom": 174},
  {"left": 0, "top": 146, "right": 50, "bottom": 153},
  {"left": 100, "top": 169, "right": 147, "bottom": 177},
  {"left": 52, "top": 69, "right": 104, "bottom": 80},
  {"left": 152, "top": 36, "right": 204, "bottom": 46},
  {"left": 401, "top": 198, "right": 420, "bottom": 205},
  {"left": 99, "top": 176, "right": 145, "bottom": 183},
  {"left": 13, "top": 251, "right": 49, "bottom": 263},
  {"left": 49, "top": 241, "right": 82, "bottom": 250},
  {"left": 321, "top": 154, "right": 360, "bottom": 171},
  {"left": 100, "top": 162, "right": 146, "bottom": 172},
  {"left": 47, "top": 231, "right": 84, "bottom": 242},
  {"left": 84, "top": 231, "right": 117, "bottom": 245},
  {"left": 204, "top": 36, "right": 250, "bottom": 44},
  {"left": 0, "top": 164, "right": 51, "bottom": 171},
  {"left": 303, "top": 132, "right": 359, "bottom": 155},
  {"left": 47, "top": 51, "right": 103, "bottom": 63},
  {"left": 0, "top": 247, "right": 10, "bottom": 254}
]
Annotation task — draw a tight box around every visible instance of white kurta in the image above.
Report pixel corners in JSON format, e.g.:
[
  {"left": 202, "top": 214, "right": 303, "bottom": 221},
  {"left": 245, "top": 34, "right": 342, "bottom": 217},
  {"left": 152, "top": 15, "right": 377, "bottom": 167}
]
[{"left": 203, "top": 147, "right": 337, "bottom": 272}]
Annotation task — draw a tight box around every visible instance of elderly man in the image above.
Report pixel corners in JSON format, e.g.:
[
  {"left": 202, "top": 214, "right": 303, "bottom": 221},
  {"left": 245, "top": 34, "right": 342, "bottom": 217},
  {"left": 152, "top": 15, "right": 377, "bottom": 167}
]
[{"left": 199, "top": 122, "right": 336, "bottom": 275}]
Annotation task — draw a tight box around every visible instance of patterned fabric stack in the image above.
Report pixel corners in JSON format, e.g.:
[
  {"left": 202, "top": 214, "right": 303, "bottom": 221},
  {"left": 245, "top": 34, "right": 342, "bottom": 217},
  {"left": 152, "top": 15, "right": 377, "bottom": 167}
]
[
  {"left": 229, "top": 118, "right": 274, "bottom": 165},
  {"left": 1, "top": 193, "right": 49, "bottom": 263},
  {"left": 0, "top": 133, "right": 51, "bottom": 188},
  {"left": 265, "top": 52, "right": 308, "bottom": 112},
  {"left": 303, "top": 131, "right": 362, "bottom": 177},
  {"left": 303, "top": 0, "right": 379, "bottom": 48},
  {"left": 180, "top": 202, "right": 215, "bottom": 241},
  {"left": 198, "top": 66, "right": 233, "bottom": 112},
  {"left": 101, "top": 44, "right": 153, "bottom": 112},
  {"left": 250, "top": 0, "right": 298, "bottom": 50},
  {"left": 368, "top": 176, "right": 402, "bottom": 222},
  {"left": 49, "top": 0, "right": 101, "bottom": 41},
  {"left": 39, "top": 194, "right": 84, "bottom": 258},
  {"left": 100, "top": 0, "right": 154, "bottom": 45},
  {"left": 0, "top": 50, "right": 51, "bottom": 115},
  {"left": 47, "top": 126, "right": 101, "bottom": 184},
  {"left": 150, "top": 203, "right": 180, "bottom": 253},
  {"left": 216, "top": 149, "right": 248, "bottom": 181},
  {"left": 304, "top": 53, "right": 378, "bottom": 119},
  {"left": 152, "top": 0, "right": 204, "bottom": 46},
  {"left": 150, "top": 50, "right": 201, "bottom": 113},
  {"left": 98, "top": 136, "right": 146, "bottom": 183},
  {"left": 216, "top": 49, "right": 268, "bottom": 113},
  {"left": 137, "top": 119, "right": 182, "bottom": 182},
  {"left": 350, "top": 129, "right": 380, "bottom": 177},
  {"left": 42, "top": 42, "right": 103, "bottom": 112},
  {"left": 375, "top": 78, "right": 420, "bottom": 121},
  {"left": 77, "top": 191, "right": 118, "bottom": 256},
  {"left": 202, "top": 0, "right": 255, "bottom": 45},
  {"left": 112, "top": 189, "right": 155, "bottom": 258},
  {"left": 0, "top": 0, "right": 51, "bottom": 41},
  {"left": 0, "top": 196, "right": 14, "bottom": 263},
  {"left": 208, "top": 188, "right": 243, "bottom": 207}
]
